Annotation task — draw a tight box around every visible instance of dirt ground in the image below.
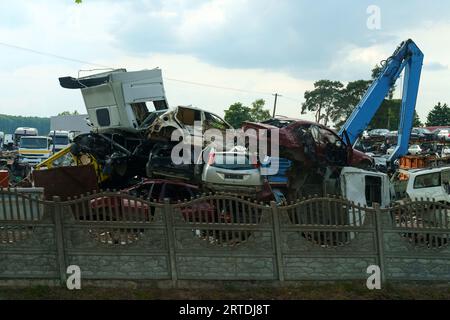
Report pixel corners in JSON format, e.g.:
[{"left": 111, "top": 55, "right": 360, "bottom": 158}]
[{"left": 0, "top": 282, "right": 449, "bottom": 300}]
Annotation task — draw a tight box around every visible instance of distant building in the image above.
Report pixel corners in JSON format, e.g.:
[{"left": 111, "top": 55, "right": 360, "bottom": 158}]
[{"left": 50, "top": 114, "right": 92, "bottom": 137}]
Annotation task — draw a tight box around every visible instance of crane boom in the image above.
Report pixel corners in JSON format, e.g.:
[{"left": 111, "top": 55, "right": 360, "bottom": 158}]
[{"left": 338, "top": 39, "right": 424, "bottom": 163}]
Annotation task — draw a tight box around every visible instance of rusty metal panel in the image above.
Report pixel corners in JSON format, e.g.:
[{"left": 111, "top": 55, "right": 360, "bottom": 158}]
[{"left": 33, "top": 165, "right": 99, "bottom": 200}]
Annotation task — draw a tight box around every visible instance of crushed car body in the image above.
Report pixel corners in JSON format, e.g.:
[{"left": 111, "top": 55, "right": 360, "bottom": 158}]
[{"left": 243, "top": 116, "right": 374, "bottom": 169}]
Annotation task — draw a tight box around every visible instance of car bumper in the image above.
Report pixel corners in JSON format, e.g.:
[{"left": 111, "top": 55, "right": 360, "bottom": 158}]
[
  {"left": 18, "top": 157, "right": 48, "bottom": 166},
  {"left": 204, "top": 182, "right": 262, "bottom": 194}
]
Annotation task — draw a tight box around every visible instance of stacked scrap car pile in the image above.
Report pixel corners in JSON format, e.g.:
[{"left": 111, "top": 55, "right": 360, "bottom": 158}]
[
  {"left": 30, "top": 68, "right": 382, "bottom": 208},
  {"left": 0, "top": 150, "right": 34, "bottom": 187},
  {"left": 355, "top": 127, "right": 450, "bottom": 171},
  {"left": 28, "top": 41, "right": 450, "bottom": 212},
  {"left": 32, "top": 69, "right": 271, "bottom": 201}
]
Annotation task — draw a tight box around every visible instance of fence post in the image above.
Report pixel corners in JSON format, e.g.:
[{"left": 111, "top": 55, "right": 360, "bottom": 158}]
[
  {"left": 373, "top": 203, "right": 386, "bottom": 284},
  {"left": 270, "top": 201, "right": 285, "bottom": 282},
  {"left": 53, "top": 196, "right": 67, "bottom": 286},
  {"left": 163, "top": 198, "right": 178, "bottom": 287}
]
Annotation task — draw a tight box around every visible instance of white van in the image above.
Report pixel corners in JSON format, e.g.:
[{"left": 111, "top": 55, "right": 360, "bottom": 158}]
[{"left": 391, "top": 167, "right": 450, "bottom": 203}]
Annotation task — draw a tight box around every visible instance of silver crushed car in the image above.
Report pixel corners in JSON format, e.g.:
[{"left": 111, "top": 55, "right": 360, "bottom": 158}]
[{"left": 201, "top": 150, "right": 263, "bottom": 195}]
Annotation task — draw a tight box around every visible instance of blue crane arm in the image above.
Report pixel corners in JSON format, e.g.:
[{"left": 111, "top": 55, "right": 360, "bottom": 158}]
[{"left": 338, "top": 39, "right": 424, "bottom": 162}]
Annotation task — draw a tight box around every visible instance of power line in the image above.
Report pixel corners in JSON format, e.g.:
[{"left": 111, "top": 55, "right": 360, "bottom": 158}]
[
  {"left": 0, "top": 41, "right": 110, "bottom": 68},
  {"left": 282, "top": 95, "right": 302, "bottom": 103},
  {"left": 0, "top": 41, "right": 304, "bottom": 104},
  {"left": 165, "top": 78, "right": 303, "bottom": 105},
  {"left": 164, "top": 77, "right": 273, "bottom": 96}
]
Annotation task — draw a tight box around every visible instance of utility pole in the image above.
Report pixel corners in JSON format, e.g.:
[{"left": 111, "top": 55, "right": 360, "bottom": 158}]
[{"left": 272, "top": 93, "right": 282, "bottom": 117}]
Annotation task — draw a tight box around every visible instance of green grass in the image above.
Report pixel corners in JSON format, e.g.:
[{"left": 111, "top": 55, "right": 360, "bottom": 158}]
[{"left": 1, "top": 282, "right": 450, "bottom": 300}]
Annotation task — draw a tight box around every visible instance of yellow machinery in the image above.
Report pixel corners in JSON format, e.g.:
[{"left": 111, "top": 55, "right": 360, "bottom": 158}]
[{"left": 34, "top": 144, "right": 110, "bottom": 183}]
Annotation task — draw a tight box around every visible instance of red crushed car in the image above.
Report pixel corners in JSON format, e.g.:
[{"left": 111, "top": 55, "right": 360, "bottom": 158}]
[
  {"left": 242, "top": 117, "right": 373, "bottom": 169},
  {"left": 90, "top": 179, "right": 216, "bottom": 222}
]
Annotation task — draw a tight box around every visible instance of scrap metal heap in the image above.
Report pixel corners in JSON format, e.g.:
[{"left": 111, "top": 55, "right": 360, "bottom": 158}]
[{"left": 30, "top": 39, "right": 435, "bottom": 208}]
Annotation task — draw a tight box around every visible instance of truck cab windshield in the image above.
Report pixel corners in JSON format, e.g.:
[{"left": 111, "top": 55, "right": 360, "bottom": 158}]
[
  {"left": 53, "top": 136, "right": 69, "bottom": 145},
  {"left": 21, "top": 138, "right": 49, "bottom": 149}
]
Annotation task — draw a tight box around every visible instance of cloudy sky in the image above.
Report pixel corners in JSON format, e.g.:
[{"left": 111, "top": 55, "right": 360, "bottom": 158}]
[{"left": 0, "top": 0, "right": 449, "bottom": 124}]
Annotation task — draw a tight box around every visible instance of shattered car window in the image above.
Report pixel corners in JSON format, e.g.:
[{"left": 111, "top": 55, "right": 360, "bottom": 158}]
[
  {"left": 140, "top": 110, "right": 166, "bottom": 128},
  {"left": 176, "top": 107, "right": 201, "bottom": 126},
  {"left": 321, "top": 128, "right": 340, "bottom": 145},
  {"left": 204, "top": 112, "right": 230, "bottom": 131},
  {"left": 261, "top": 118, "right": 294, "bottom": 128},
  {"left": 130, "top": 102, "right": 150, "bottom": 126},
  {"left": 309, "top": 125, "right": 321, "bottom": 143}
]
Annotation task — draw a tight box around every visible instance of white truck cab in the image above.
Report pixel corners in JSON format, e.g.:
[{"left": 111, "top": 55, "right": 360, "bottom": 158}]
[
  {"left": 59, "top": 68, "right": 169, "bottom": 133},
  {"left": 339, "top": 167, "right": 391, "bottom": 208},
  {"left": 18, "top": 136, "right": 53, "bottom": 166},
  {"left": 14, "top": 127, "right": 38, "bottom": 146},
  {"left": 323, "top": 167, "right": 391, "bottom": 228},
  {"left": 48, "top": 130, "right": 70, "bottom": 152},
  {"left": 391, "top": 167, "right": 450, "bottom": 203}
]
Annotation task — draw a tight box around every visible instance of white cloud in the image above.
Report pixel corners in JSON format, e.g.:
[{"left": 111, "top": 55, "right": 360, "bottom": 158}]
[
  {"left": 0, "top": 52, "right": 314, "bottom": 121},
  {"left": 175, "top": 0, "right": 242, "bottom": 44},
  {"left": 0, "top": 0, "right": 449, "bottom": 129}
]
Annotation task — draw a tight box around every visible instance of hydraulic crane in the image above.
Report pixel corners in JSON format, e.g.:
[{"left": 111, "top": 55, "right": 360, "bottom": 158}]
[{"left": 338, "top": 39, "right": 424, "bottom": 165}]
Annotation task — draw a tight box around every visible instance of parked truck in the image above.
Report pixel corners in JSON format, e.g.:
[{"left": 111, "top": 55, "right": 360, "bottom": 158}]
[
  {"left": 14, "top": 127, "right": 38, "bottom": 146},
  {"left": 18, "top": 136, "right": 53, "bottom": 166},
  {"left": 48, "top": 130, "right": 71, "bottom": 152},
  {"left": 3, "top": 134, "right": 14, "bottom": 151}
]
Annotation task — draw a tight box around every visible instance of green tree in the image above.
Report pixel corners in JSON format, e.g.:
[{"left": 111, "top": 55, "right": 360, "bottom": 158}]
[
  {"left": 249, "top": 99, "right": 271, "bottom": 122},
  {"left": 368, "top": 101, "right": 423, "bottom": 130},
  {"left": 369, "top": 99, "right": 401, "bottom": 130},
  {"left": 0, "top": 114, "right": 50, "bottom": 135},
  {"left": 301, "top": 80, "right": 344, "bottom": 126},
  {"left": 413, "top": 111, "right": 422, "bottom": 127},
  {"left": 224, "top": 99, "right": 271, "bottom": 128},
  {"left": 332, "top": 80, "right": 371, "bottom": 127},
  {"left": 426, "top": 102, "right": 450, "bottom": 126},
  {"left": 224, "top": 102, "right": 252, "bottom": 128},
  {"left": 371, "top": 64, "right": 395, "bottom": 99}
]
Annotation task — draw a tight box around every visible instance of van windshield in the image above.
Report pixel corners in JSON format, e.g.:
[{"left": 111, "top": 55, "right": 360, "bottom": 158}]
[{"left": 20, "top": 138, "right": 48, "bottom": 149}]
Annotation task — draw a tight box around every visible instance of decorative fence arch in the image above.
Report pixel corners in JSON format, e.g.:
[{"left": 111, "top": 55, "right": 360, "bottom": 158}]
[{"left": 0, "top": 188, "right": 449, "bottom": 286}]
